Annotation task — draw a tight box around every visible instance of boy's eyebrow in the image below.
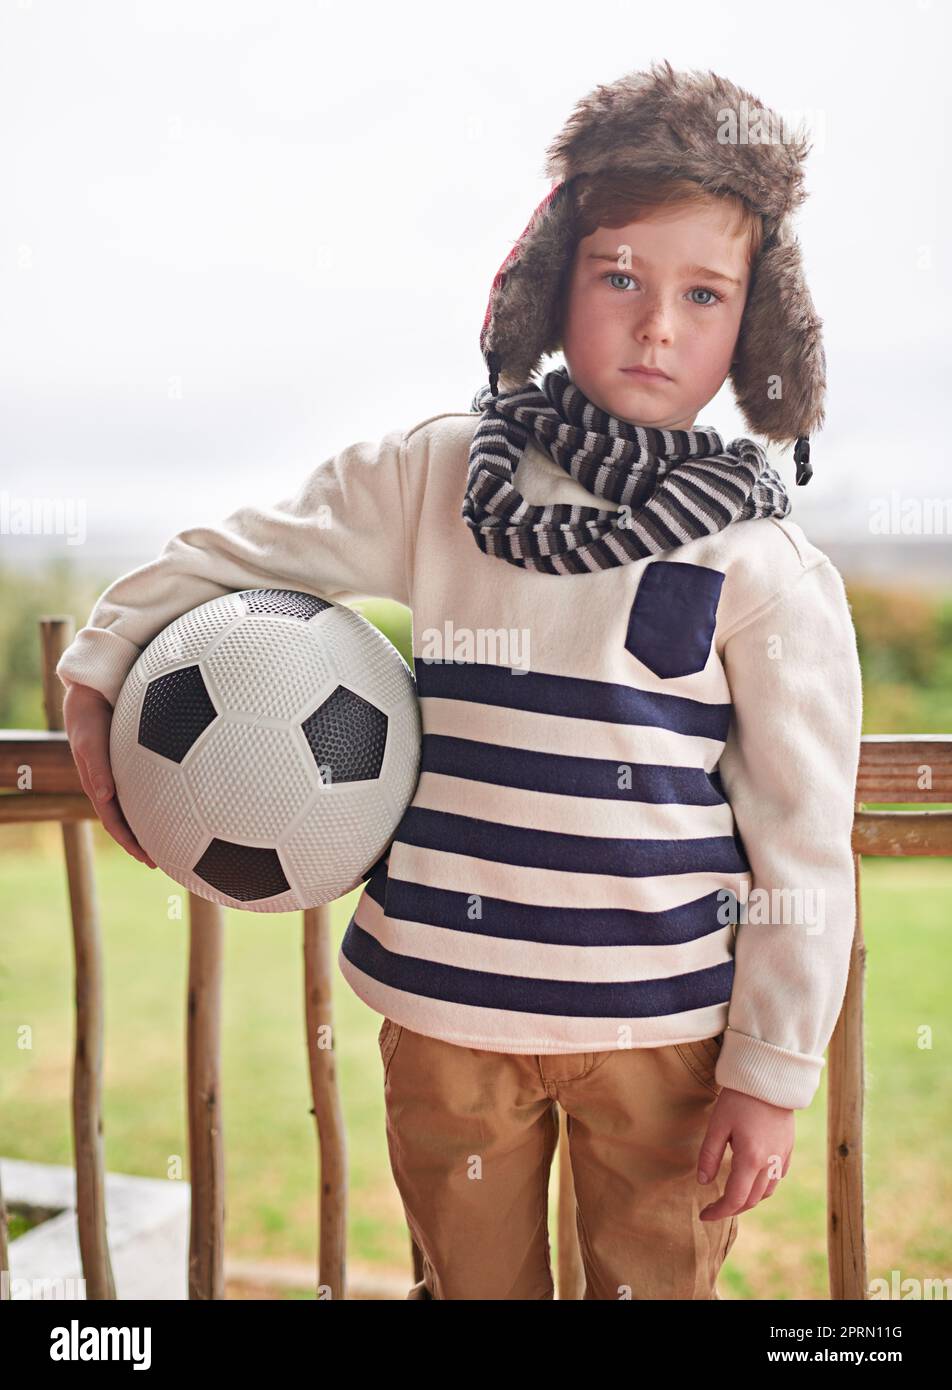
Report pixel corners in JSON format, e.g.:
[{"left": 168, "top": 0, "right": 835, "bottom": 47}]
[{"left": 586, "top": 251, "right": 742, "bottom": 288}]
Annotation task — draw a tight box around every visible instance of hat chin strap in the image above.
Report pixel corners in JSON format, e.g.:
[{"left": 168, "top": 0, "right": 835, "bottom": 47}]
[
  {"left": 487, "top": 349, "right": 501, "bottom": 397},
  {"left": 794, "top": 436, "right": 813, "bottom": 486}
]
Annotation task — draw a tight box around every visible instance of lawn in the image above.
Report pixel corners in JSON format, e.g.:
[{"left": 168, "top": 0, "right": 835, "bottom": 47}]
[{"left": 1, "top": 823, "right": 950, "bottom": 1300}]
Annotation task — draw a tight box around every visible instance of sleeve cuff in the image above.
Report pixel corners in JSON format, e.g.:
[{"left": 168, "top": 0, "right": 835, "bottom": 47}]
[
  {"left": 55, "top": 628, "right": 143, "bottom": 707},
  {"left": 715, "top": 1026, "right": 825, "bottom": 1110}
]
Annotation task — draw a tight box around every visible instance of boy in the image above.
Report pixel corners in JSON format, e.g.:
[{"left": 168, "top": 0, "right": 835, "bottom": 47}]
[{"left": 57, "top": 61, "right": 863, "bottom": 1300}]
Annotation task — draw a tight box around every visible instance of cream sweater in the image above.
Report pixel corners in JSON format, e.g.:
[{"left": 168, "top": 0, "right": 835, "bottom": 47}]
[{"left": 56, "top": 410, "right": 864, "bottom": 1110}]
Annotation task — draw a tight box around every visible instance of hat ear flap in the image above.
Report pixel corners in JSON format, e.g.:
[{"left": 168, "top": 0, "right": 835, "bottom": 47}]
[
  {"left": 730, "top": 233, "right": 827, "bottom": 449},
  {"left": 480, "top": 181, "right": 576, "bottom": 390}
]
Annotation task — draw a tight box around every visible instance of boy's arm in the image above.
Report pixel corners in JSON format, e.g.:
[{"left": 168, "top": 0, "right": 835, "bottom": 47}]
[
  {"left": 56, "top": 428, "right": 412, "bottom": 706},
  {"left": 714, "top": 558, "right": 864, "bottom": 1111}
]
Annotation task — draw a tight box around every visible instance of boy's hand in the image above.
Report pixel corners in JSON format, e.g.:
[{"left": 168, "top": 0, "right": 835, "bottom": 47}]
[
  {"left": 63, "top": 682, "right": 157, "bottom": 869},
  {"left": 696, "top": 1088, "right": 795, "bottom": 1219}
]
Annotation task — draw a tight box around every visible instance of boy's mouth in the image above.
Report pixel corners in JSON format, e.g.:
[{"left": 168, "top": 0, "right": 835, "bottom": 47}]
[{"left": 621, "top": 364, "right": 673, "bottom": 382}]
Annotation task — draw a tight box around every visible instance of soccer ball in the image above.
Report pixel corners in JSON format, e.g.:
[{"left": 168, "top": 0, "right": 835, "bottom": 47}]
[{"left": 109, "top": 588, "right": 421, "bottom": 912}]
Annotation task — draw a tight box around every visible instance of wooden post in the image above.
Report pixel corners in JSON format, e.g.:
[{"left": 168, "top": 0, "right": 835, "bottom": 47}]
[
  {"left": 827, "top": 835, "right": 868, "bottom": 1299},
  {"left": 556, "top": 1106, "right": 585, "bottom": 1299},
  {"left": 303, "top": 904, "right": 347, "bottom": 1300},
  {"left": 187, "top": 892, "right": 225, "bottom": 1299},
  {"left": 40, "top": 616, "right": 116, "bottom": 1300}
]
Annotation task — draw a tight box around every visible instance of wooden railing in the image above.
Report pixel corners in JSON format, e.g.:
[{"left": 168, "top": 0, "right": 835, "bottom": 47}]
[{"left": 1, "top": 615, "right": 950, "bottom": 1300}]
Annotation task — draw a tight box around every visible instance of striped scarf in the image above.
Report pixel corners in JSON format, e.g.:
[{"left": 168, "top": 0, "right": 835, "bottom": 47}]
[{"left": 463, "top": 366, "right": 791, "bottom": 575}]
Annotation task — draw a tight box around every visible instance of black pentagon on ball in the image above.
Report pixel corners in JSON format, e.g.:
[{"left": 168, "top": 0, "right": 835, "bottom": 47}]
[
  {"left": 139, "top": 665, "right": 218, "bottom": 763},
  {"left": 194, "top": 838, "right": 291, "bottom": 902},
  {"left": 301, "top": 684, "right": 388, "bottom": 783},
  {"left": 240, "top": 588, "right": 333, "bottom": 619}
]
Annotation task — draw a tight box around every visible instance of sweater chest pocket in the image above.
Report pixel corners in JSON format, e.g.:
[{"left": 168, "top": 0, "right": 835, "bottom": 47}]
[{"left": 625, "top": 561, "right": 726, "bottom": 679}]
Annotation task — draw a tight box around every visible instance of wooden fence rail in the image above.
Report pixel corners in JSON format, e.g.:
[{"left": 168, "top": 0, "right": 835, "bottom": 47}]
[{"left": 0, "top": 614, "right": 949, "bottom": 1300}]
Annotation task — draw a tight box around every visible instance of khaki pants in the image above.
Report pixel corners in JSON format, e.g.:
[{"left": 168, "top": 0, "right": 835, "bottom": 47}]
[{"left": 378, "top": 1020, "right": 739, "bottom": 1300}]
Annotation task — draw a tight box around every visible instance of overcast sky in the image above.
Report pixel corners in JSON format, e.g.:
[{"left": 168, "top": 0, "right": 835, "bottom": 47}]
[{"left": 1, "top": 0, "right": 949, "bottom": 573}]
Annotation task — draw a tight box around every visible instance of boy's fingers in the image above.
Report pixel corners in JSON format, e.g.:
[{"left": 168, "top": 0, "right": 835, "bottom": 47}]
[
  {"left": 65, "top": 691, "right": 155, "bottom": 869},
  {"left": 697, "top": 1120, "right": 729, "bottom": 1185},
  {"left": 97, "top": 790, "right": 157, "bottom": 870},
  {"left": 70, "top": 729, "right": 111, "bottom": 799},
  {"left": 700, "top": 1156, "right": 757, "bottom": 1221},
  {"left": 738, "top": 1166, "right": 771, "bottom": 1213},
  {"left": 75, "top": 758, "right": 117, "bottom": 824},
  {"left": 90, "top": 772, "right": 114, "bottom": 802},
  {"left": 73, "top": 759, "right": 102, "bottom": 815}
]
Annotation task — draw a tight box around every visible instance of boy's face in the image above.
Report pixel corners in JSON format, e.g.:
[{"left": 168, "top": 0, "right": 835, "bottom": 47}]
[{"left": 559, "top": 202, "right": 752, "bottom": 431}]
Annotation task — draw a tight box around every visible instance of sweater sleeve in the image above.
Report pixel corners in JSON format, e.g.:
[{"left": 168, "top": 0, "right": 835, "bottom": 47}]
[
  {"left": 55, "top": 427, "right": 411, "bottom": 707},
  {"left": 713, "top": 557, "right": 864, "bottom": 1110}
]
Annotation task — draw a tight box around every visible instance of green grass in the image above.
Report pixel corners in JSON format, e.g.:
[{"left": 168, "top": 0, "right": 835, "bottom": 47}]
[{"left": 2, "top": 827, "right": 950, "bottom": 1299}]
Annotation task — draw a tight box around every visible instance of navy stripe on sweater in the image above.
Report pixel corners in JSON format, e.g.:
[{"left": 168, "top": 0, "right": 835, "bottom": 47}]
[
  {"left": 364, "top": 869, "right": 737, "bottom": 948},
  {"left": 420, "top": 732, "right": 729, "bottom": 805},
  {"left": 389, "top": 805, "right": 750, "bottom": 877},
  {"left": 340, "top": 921, "right": 735, "bottom": 1018},
  {"left": 414, "top": 658, "right": 732, "bottom": 742}
]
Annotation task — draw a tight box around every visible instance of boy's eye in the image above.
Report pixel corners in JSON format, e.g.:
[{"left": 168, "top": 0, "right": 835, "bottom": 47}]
[
  {"left": 690, "top": 286, "right": 724, "bottom": 306},
  {"left": 601, "top": 272, "right": 724, "bottom": 306}
]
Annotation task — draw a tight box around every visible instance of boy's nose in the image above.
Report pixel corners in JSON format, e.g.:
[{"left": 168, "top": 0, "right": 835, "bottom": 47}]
[
  {"left": 632, "top": 312, "right": 674, "bottom": 345},
  {"left": 630, "top": 293, "right": 675, "bottom": 341}
]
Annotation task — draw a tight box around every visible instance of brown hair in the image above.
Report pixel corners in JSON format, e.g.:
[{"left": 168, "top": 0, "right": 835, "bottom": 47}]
[{"left": 553, "top": 170, "right": 765, "bottom": 341}]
